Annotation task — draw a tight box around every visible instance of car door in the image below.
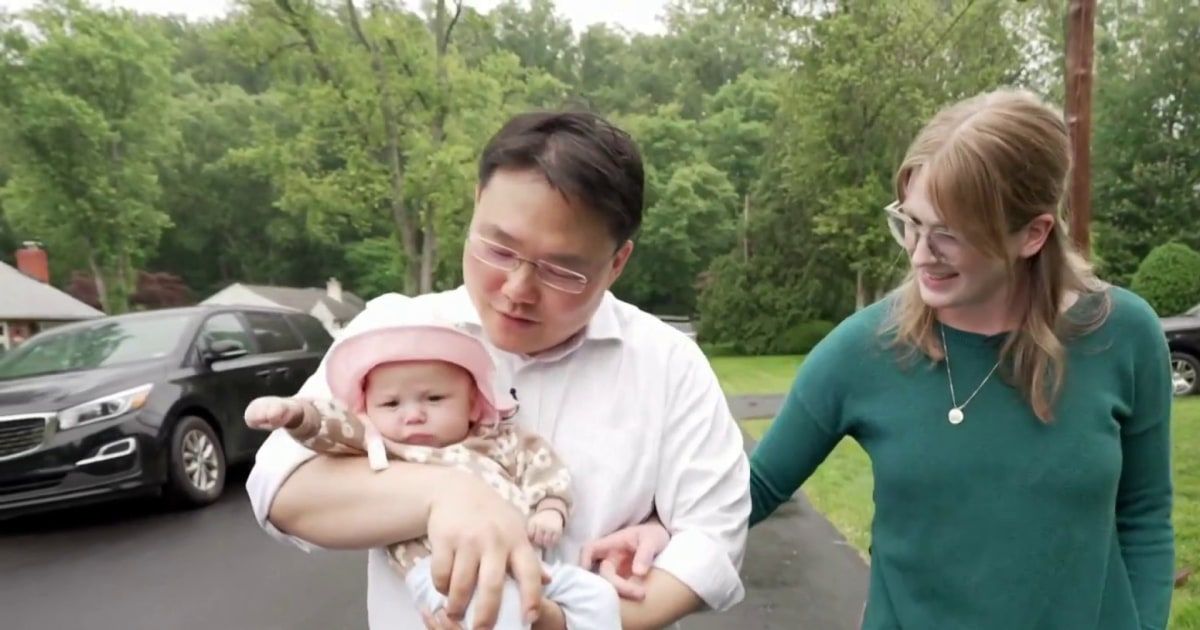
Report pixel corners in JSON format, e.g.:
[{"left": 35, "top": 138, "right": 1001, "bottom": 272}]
[
  {"left": 242, "top": 310, "right": 312, "bottom": 402},
  {"left": 192, "top": 311, "right": 276, "bottom": 460},
  {"left": 284, "top": 312, "right": 333, "bottom": 391}
]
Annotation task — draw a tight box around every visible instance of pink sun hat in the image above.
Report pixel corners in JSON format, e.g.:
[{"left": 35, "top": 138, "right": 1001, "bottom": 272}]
[{"left": 323, "top": 304, "right": 516, "bottom": 426}]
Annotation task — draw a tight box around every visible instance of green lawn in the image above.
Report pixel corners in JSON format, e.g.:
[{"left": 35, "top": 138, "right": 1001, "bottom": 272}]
[
  {"left": 707, "top": 354, "right": 804, "bottom": 396},
  {"left": 1170, "top": 397, "right": 1200, "bottom": 628},
  {"left": 710, "top": 353, "right": 875, "bottom": 556},
  {"left": 715, "top": 354, "right": 1200, "bottom": 627}
]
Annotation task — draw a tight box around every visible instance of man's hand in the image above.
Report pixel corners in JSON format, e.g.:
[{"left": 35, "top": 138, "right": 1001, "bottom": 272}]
[
  {"left": 527, "top": 510, "right": 564, "bottom": 549},
  {"left": 427, "top": 474, "right": 548, "bottom": 629},
  {"left": 244, "top": 396, "right": 305, "bottom": 431},
  {"left": 580, "top": 520, "right": 671, "bottom": 601}
]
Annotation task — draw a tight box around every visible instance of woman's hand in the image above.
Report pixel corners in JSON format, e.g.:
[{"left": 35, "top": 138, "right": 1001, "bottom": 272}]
[
  {"left": 426, "top": 473, "right": 548, "bottom": 628},
  {"left": 579, "top": 519, "right": 671, "bottom": 601}
]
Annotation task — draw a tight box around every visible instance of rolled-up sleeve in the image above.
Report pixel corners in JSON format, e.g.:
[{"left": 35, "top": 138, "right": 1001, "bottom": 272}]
[
  {"left": 652, "top": 339, "right": 751, "bottom": 611},
  {"left": 246, "top": 429, "right": 322, "bottom": 551}
]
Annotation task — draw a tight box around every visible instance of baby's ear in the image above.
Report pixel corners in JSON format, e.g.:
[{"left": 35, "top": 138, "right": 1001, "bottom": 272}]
[{"left": 468, "top": 393, "right": 485, "bottom": 425}]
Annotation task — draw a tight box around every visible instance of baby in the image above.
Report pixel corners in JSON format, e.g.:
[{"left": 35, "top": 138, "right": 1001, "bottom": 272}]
[{"left": 244, "top": 316, "right": 620, "bottom": 629}]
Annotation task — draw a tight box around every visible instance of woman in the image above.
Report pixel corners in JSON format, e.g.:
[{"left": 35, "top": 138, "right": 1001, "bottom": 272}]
[{"left": 750, "top": 88, "right": 1175, "bottom": 628}]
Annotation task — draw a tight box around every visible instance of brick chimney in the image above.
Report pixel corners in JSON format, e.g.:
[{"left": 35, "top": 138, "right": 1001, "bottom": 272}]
[
  {"left": 326, "top": 277, "right": 343, "bottom": 303},
  {"left": 15, "top": 241, "right": 49, "bottom": 284}
]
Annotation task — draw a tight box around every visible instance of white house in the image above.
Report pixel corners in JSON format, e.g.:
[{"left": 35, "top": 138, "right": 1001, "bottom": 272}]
[
  {"left": 202, "top": 278, "right": 366, "bottom": 336},
  {"left": 1, "top": 243, "right": 105, "bottom": 351}
]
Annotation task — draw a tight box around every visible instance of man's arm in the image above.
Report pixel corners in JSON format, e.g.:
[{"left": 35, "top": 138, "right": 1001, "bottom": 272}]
[
  {"left": 623, "top": 338, "right": 752, "bottom": 626},
  {"left": 268, "top": 452, "right": 446, "bottom": 548},
  {"left": 618, "top": 570, "right": 703, "bottom": 630}
]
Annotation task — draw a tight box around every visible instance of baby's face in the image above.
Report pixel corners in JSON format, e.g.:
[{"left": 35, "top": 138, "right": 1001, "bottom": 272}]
[{"left": 362, "top": 361, "right": 475, "bottom": 446}]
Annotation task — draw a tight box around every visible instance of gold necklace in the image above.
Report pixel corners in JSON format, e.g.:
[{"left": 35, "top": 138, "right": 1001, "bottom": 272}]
[{"left": 940, "top": 324, "right": 1002, "bottom": 425}]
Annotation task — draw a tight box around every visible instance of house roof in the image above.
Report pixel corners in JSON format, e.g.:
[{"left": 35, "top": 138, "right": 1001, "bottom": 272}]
[
  {"left": 0, "top": 261, "right": 105, "bottom": 321},
  {"left": 241, "top": 284, "right": 365, "bottom": 321}
]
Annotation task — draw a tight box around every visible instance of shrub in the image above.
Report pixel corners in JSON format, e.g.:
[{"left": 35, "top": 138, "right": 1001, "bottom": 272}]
[
  {"left": 1131, "top": 242, "right": 1200, "bottom": 316},
  {"left": 779, "top": 320, "right": 836, "bottom": 354}
]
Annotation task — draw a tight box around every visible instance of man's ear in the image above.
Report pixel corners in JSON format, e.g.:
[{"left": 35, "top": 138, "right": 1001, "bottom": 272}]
[
  {"left": 1018, "top": 214, "right": 1056, "bottom": 259},
  {"left": 605, "top": 240, "right": 635, "bottom": 286}
]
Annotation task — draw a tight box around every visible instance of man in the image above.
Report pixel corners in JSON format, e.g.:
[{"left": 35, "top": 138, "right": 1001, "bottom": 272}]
[{"left": 247, "top": 111, "right": 750, "bottom": 629}]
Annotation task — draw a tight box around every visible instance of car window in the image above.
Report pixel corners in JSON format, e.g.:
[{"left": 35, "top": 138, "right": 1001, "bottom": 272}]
[
  {"left": 286, "top": 313, "right": 333, "bottom": 351},
  {"left": 244, "top": 311, "right": 304, "bottom": 354},
  {"left": 198, "top": 313, "right": 254, "bottom": 355},
  {"left": 0, "top": 313, "right": 193, "bottom": 380}
]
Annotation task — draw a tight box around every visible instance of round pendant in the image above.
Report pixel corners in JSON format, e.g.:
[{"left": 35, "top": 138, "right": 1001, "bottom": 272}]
[{"left": 948, "top": 408, "right": 964, "bottom": 425}]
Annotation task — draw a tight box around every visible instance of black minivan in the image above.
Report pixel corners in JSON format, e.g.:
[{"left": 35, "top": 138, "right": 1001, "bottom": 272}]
[{"left": 0, "top": 305, "right": 331, "bottom": 519}]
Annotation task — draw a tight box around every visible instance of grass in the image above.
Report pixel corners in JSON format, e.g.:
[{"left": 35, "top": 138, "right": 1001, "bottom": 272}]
[
  {"left": 1170, "top": 397, "right": 1200, "bottom": 628},
  {"left": 714, "top": 355, "right": 1200, "bottom": 626},
  {"left": 710, "top": 353, "right": 875, "bottom": 555},
  {"left": 707, "top": 354, "right": 805, "bottom": 396}
]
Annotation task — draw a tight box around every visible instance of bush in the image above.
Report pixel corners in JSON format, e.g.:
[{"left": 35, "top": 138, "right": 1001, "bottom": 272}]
[
  {"left": 779, "top": 320, "right": 836, "bottom": 354},
  {"left": 1131, "top": 242, "right": 1200, "bottom": 316}
]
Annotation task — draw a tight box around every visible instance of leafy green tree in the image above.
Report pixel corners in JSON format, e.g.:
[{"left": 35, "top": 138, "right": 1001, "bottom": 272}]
[
  {"left": 1092, "top": 0, "right": 1200, "bottom": 285},
  {"left": 0, "top": 0, "right": 176, "bottom": 312},
  {"left": 616, "top": 163, "right": 739, "bottom": 314}
]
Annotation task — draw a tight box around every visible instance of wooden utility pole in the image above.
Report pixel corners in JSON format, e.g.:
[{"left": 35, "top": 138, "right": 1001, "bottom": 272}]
[{"left": 1064, "top": 0, "right": 1096, "bottom": 257}]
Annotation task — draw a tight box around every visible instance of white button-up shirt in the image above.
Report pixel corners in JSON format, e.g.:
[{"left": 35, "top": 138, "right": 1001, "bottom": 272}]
[{"left": 246, "top": 287, "right": 750, "bottom": 628}]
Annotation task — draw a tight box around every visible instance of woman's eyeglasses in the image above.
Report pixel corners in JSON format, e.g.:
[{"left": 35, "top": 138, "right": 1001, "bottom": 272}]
[{"left": 883, "top": 201, "right": 964, "bottom": 262}]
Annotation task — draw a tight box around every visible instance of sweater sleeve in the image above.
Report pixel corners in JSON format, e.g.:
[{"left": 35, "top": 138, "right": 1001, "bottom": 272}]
[
  {"left": 286, "top": 398, "right": 370, "bottom": 457},
  {"left": 513, "top": 429, "right": 573, "bottom": 517},
  {"left": 1115, "top": 296, "right": 1175, "bottom": 629},
  {"left": 749, "top": 322, "right": 852, "bottom": 526}
]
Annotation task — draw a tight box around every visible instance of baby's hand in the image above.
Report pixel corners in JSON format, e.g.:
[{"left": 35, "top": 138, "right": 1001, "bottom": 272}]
[
  {"left": 244, "top": 396, "right": 305, "bottom": 431},
  {"left": 527, "top": 509, "right": 564, "bottom": 549}
]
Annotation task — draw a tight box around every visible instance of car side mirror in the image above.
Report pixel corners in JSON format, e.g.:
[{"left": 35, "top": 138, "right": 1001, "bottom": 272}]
[{"left": 206, "top": 339, "right": 248, "bottom": 363}]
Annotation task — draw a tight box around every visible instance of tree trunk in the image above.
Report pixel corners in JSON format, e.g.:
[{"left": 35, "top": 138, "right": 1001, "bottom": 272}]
[
  {"left": 87, "top": 250, "right": 110, "bottom": 314},
  {"left": 419, "top": 204, "right": 438, "bottom": 293},
  {"left": 416, "top": 0, "right": 460, "bottom": 293},
  {"left": 742, "top": 192, "right": 751, "bottom": 261},
  {"left": 855, "top": 269, "right": 866, "bottom": 310},
  {"left": 348, "top": 0, "right": 418, "bottom": 293}
]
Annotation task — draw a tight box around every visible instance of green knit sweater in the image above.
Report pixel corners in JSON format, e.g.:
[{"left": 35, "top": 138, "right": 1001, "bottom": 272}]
[{"left": 750, "top": 287, "right": 1174, "bottom": 629}]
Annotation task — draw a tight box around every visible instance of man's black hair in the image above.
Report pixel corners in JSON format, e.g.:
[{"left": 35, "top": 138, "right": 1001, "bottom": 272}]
[{"left": 478, "top": 111, "right": 645, "bottom": 244}]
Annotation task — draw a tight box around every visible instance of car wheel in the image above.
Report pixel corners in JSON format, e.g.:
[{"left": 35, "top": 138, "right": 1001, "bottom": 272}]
[
  {"left": 166, "top": 416, "right": 226, "bottom": 507},
  {"left": 1172, "top": 352, "right": 1200, "bottom": 397}
]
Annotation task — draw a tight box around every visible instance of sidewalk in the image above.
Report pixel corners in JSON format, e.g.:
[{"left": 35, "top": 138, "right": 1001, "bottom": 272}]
[{"left": 684, "top": 398, "right": 870, "bottom": 629}]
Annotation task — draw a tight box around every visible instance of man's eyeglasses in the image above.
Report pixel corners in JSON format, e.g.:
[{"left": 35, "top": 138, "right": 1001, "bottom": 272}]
[
  {"left": 467, "top": 235, "right": 591, "bottom": 294},
  {"left": 883, "top": 201, "right": 964, "bottom": 262}
]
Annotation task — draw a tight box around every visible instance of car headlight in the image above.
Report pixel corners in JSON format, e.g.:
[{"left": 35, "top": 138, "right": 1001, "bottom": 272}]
[{"left": 58, "top": 384, "right": 154, "bottom": 430}]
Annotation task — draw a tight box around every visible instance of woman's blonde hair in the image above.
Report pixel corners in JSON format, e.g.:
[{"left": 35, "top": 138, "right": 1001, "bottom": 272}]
[{"left": 884, "top": 87, "right": 1110, "bottom": 422}]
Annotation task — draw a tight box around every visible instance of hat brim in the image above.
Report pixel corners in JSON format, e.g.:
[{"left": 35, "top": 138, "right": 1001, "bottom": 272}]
[{"left": 324, "top": 325, "right": 513, "bottom": 425}]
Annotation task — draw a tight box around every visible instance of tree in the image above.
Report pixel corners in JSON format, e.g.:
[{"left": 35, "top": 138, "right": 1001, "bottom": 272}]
[
  {"left": 616, "top": 163, "right": 740, "bottom": 314},
  {"left": 488, "top": 0, "right": 578, "bottom": 86},
  {"left": 150, "top": 80, "right": 303, "bottom": 296},
  {"left": 735, "top": 0, "right": 1031, "bottom": 308},
  {"left": 0, "top": 0, "right": 176, "bottom": 313},
  {"left": 230, "top": 0, "right": 454, "bottom": 295},
  {"left": 1091, "top": 0, "right": 1200, "bottom": 285}
]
